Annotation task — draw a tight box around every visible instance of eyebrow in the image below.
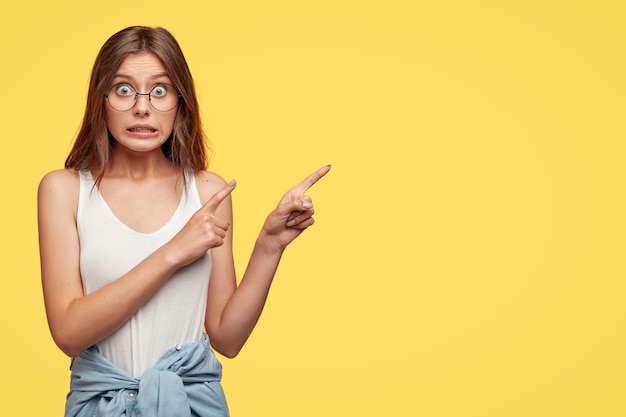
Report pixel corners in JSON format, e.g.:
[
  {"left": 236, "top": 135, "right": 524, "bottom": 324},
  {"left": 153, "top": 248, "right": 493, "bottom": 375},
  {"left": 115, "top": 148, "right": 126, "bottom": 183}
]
[{"left": 113, "top": 73, "right": 171, "bottom": 81}]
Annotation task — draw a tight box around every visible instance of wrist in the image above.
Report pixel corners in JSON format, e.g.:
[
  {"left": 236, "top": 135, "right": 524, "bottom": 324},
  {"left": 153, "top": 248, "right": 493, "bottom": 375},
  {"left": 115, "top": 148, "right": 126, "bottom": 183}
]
[
  {"left": 158, "top": 241, "right": 187, "bottom": 271},
  {"left": 256, "top": 230, "right": 287, "bottom": 256}
]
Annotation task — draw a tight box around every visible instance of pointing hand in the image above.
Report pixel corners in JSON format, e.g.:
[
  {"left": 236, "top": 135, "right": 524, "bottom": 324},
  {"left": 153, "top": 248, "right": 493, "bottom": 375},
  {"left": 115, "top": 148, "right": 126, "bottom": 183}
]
[
  {"left": 169, "top": 179, "right": 237, "bottom": 266},
  {"left": 262, "top": 165, "right": 331, "bottom": 250}
]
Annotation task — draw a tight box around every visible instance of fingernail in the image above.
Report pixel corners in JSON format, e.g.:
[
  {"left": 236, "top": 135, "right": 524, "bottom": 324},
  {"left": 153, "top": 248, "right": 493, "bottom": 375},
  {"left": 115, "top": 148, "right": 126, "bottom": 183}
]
[
  {"left": 302, "top": 202, "right": 313, "bottom": 209},
  {"left": 286, "top": 219, "right": 296, "bottom": 227},
  {"left": 228, "top": 179, "right": 237, "bottom": 186}
]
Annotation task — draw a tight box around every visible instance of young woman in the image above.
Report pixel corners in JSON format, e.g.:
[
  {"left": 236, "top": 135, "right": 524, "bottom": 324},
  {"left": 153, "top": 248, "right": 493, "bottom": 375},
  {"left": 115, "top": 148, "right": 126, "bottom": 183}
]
[{"left": 38, "top": 26, "right": 330, "bottom": 417}]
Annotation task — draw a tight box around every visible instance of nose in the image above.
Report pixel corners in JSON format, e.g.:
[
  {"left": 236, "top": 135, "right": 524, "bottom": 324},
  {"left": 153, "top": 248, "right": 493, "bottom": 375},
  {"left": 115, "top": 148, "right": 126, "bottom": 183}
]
[{"left": 133, "top": 92, "right": 151, "bottom": 114}]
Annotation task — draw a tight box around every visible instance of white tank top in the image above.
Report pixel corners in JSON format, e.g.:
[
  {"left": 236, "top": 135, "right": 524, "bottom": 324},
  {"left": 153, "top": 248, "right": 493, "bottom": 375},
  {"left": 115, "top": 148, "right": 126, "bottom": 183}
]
[{"left": 77, "top": 169, "right": 211, "bottom": 377}]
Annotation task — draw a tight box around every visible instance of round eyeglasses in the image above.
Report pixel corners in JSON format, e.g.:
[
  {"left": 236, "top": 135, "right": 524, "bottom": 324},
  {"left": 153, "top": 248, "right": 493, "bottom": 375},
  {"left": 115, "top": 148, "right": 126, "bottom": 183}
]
[{"left": 105, "top": 83, "right": 181, "bottom": 112}]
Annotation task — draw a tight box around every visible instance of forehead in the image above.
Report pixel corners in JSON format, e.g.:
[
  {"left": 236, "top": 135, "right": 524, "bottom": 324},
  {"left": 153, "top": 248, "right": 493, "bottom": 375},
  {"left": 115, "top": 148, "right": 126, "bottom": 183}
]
[{"left": 115, "top": 52, "right": 169, "bottom": 79}]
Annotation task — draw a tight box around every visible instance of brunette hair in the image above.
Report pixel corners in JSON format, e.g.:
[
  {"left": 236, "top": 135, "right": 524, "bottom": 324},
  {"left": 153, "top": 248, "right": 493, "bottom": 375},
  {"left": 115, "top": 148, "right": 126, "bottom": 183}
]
[{"left": 65, "top": 26, "right": 209, "bottom": 179}]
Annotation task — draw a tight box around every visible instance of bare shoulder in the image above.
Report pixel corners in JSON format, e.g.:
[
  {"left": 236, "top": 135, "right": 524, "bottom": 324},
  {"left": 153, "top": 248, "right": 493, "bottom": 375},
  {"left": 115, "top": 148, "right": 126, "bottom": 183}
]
[
  {"left": 193, "top": 170, "right": 228, "bottom": 204},
  {"left": 39, "top": 168, "right": 79, "bottom": 195},
  {"left": 38, "top": 168, "right": 80, "bottom": 210}
]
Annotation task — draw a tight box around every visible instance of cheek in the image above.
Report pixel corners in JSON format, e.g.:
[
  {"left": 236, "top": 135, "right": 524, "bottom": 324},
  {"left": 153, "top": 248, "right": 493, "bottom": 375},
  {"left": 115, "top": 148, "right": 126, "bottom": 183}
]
[
  {"left": 104, "top": 107, "right": 118, "bottom": 130},
  {"left": 164, "top": 112, "right": 178, "bottom": 134}
]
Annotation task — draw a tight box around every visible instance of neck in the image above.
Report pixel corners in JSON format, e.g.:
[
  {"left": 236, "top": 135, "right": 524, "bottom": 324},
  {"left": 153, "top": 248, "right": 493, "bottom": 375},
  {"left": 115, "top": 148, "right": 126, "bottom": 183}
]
[{"left": 106, "top": 147, "right": 177, "bottom": 180}]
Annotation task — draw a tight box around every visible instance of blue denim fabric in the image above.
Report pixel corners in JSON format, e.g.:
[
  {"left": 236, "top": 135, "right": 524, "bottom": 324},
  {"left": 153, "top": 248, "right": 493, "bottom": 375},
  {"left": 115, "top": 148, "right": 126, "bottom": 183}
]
[{"left": 65, "top": 334, "right": 229, "bottom": 417}]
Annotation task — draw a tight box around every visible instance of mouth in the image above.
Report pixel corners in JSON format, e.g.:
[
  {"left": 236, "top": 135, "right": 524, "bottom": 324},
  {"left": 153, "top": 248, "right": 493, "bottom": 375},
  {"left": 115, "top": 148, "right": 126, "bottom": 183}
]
[{"left": 128, "top": 127, "right": 157, "bottom": 133}]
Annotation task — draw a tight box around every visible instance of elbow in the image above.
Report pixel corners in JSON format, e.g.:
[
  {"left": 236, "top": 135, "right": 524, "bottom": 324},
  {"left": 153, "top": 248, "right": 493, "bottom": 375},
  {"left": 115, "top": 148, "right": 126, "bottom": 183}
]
[
  {"left": 206, "top": 327, "right": 245, "bottom": 358},
  {"left": 54, "top": 338, "right": 83, "bottom": 358},
  {"left": 220, "top": 349, "right": 241, "bottom": 359},
  {"left": 215, "top": 345, "right": 242, "bottom": 359},
  {"left": 211, "top": 339, "right": 243, "bottom": 359},
  {"left": 50, "top": 328, "right": 87, "bottom": 358}
]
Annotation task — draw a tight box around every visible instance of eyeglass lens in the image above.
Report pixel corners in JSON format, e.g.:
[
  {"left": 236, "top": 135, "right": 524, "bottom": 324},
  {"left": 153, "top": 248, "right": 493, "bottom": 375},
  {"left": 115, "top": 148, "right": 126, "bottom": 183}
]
[{"left": 106, "top": 84, "right": 179, "bottom": 112}]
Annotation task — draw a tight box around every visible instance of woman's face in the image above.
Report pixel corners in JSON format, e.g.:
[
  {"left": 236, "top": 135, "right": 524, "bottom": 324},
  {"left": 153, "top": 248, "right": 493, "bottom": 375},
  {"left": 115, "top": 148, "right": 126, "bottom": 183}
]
[{"left": 105, "top": 52, "right": 178, "bottom": 156}]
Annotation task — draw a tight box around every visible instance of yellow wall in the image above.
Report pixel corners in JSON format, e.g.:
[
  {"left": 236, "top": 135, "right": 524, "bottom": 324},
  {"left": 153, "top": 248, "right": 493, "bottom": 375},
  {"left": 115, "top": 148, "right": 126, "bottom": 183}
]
[{"left": 1, "top": 1, "right": 624, "bottom": 415}]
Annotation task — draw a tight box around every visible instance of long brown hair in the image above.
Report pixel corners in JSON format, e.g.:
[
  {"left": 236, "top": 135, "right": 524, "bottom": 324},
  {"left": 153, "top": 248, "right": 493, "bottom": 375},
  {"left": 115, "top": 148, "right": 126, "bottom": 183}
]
[{"left": 65, "top": 26, "right": 209, "bottom": 180}]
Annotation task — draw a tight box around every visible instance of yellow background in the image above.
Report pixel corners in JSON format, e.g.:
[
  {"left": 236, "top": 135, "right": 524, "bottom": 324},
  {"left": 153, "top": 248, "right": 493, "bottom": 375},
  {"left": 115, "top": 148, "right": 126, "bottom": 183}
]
[{"left": 1, "top": 1, "right": 624, "bottom": 415}]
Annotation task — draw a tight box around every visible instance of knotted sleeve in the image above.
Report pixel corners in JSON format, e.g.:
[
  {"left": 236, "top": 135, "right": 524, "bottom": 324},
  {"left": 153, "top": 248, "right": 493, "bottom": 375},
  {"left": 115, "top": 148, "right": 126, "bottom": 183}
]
[{"left": 65, "top": 334, "right": 228, "bottom": 417}]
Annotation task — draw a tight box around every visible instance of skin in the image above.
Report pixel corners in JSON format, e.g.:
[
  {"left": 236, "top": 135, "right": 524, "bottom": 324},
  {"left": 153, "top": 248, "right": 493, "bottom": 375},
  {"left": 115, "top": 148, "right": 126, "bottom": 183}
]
[{"left": 38, "top": 52, "right": 330, "bottom": 359}]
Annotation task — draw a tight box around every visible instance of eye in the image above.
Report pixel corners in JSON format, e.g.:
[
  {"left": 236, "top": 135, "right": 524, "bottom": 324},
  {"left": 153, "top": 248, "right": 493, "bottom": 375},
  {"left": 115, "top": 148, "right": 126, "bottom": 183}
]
[
  {"left": 151, "top": 85, "right": 168, "bottom": 97},
  {"left": 115, "top": 84, "right": 134, "bottom": 96}
]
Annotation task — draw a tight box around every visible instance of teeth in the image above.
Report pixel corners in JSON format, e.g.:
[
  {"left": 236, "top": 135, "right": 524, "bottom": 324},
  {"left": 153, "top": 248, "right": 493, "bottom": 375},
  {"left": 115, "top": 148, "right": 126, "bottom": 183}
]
[{"left": 129, "top": 128, "right": 155, "bottom": 133}]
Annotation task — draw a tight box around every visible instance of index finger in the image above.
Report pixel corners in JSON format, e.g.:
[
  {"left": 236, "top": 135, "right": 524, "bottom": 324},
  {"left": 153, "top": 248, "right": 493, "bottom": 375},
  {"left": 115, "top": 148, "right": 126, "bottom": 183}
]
[
  {"left": 203, "top": 179, "right": 237, "bottom": 213},
  {"left": 291, "top": 165, "right": 331, "bottom": 196}
]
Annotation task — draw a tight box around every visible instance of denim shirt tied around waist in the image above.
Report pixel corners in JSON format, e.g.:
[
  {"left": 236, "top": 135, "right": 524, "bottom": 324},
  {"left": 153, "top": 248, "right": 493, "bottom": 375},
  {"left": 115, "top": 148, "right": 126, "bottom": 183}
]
[{"left": 65, "top": 334, "right": 229, "bottom": 417}]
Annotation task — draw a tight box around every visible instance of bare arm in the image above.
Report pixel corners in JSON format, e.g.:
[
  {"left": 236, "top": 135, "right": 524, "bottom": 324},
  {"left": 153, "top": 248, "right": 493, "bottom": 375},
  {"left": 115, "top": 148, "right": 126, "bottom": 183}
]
[
  {"left": 38, "top": 169, "right": 235, "bottom": 357},
  {"left": 204, "top": 165, "right": 331, "bottom": 358}
]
